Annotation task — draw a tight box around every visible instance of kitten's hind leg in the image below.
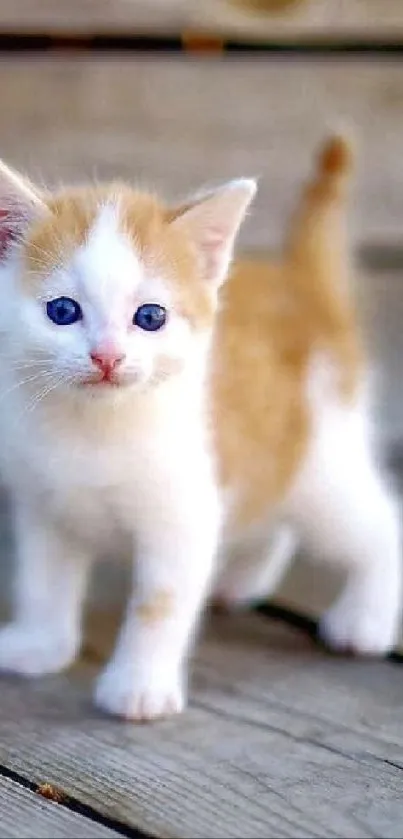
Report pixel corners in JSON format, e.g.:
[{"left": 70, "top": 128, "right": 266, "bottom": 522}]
[
  {"left": 0, "top": 502, "right": 92, "bottom": 676},
  {"left": 287, "top": 407, "right": 401, "bottom": 655},
  {"left": 214, "top": 525, "right": 298, "bottom": 607}
]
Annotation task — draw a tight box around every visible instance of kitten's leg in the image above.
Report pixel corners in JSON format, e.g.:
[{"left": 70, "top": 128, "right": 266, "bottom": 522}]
[
  {"left": 0, "top": 502, "right": 91, "bottom": 675},
  {"left": 287, "top": 409, "right": 401, "bottom": 655},
  {"left": 214, "top": 525, "right": 297, "bottom": 607},
  {"left": 95, "top": 476, "right": 220, "bottom": 721}
]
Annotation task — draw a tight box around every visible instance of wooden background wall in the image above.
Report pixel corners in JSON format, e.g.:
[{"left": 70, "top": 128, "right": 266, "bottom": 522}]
[{"left": 2, "top": 0, "right": 403, "bottom": 40}]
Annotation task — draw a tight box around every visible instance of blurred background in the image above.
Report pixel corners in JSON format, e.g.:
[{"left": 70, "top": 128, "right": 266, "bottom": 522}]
[{"left": 0, "top": 0, "right": 403, "bottom": 619}]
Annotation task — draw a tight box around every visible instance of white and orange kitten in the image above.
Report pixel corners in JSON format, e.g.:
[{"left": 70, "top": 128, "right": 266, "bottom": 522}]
[{"left": 0, "top": 134, "right": 399, "bottom": 721}]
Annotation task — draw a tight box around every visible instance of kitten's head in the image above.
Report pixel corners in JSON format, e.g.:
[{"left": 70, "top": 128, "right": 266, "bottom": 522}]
[{"left": 0, "top": 161, "right": 255, "bottom": 395}]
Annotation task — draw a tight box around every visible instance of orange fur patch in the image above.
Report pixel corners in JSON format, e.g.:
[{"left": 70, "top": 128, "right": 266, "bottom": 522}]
[
  {"left": 120, "top": 193, "right": 214, "bottom": 330},
  {"left": 23, "top": 184, "right": 214, "bottom": 331},
  {"left": 136, "top": 590, "right": 174, "bottom": 624},
  {"left": 24, "top": 185, "right": 118, "bottom": 284}
]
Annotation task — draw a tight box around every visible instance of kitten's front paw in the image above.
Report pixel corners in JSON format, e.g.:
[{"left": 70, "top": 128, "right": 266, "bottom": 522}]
[
  {"left": 319, "top": 597, "right": 398, "bottom": 656},
  {"left": 95, "top": 662, "right": 185, "bottom": 721},
  {"left": 0, "top": 623, "right": 78, "bottom": 676}
]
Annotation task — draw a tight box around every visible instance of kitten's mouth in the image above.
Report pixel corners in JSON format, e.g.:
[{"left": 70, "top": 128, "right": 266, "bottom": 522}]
[{"left": 80, "top": 372, "right": 122, "bottom": 388}]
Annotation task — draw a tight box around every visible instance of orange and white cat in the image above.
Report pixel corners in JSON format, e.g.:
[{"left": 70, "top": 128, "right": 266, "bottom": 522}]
[{"left": 0, "top": 134, "right": 399, "bottom": 721}]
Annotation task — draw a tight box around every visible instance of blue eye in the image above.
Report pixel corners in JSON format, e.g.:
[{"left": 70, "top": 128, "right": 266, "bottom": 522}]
[
  {"left": 46, "top": 297, "right": 82, "bottom": 326},
  {"left": 133, "top": 303, "right": 166, "bottom": 332}
]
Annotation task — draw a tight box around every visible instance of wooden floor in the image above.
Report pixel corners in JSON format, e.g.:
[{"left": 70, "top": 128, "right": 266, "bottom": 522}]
[{"left": 0, "top": 608, "right": 402, "bottom": 838}]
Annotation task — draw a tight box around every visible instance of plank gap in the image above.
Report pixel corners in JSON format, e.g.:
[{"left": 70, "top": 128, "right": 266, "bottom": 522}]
[
  {"left": 0, "top": 762, "right": 152, "bottom": 839},
  {"left": 0, "top": 33, "right": 403, "bottom": 54}
]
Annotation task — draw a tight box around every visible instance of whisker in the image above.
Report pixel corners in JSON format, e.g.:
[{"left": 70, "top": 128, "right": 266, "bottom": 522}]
[
  {"left": 0, "top": 370, "right": 56, "bottom": 402},
  {"left": 6, "top": 359, "right": 56, "bottom": 371},
  {"left": 20, "top": 373, "right": 68, "bottom": 418}
]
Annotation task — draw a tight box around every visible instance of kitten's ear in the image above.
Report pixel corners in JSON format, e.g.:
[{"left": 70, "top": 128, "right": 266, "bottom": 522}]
[
  {"left": 169, "top": 179, "right": 257, "bottom": 286},
  {"left": 0, "top": 160, "right": 45, "bottom": 259}
]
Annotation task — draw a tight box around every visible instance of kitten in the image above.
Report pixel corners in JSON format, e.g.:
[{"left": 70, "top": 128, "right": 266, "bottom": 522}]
[{"left": 0, "top": 133, "right": 399, "bottom": 722}]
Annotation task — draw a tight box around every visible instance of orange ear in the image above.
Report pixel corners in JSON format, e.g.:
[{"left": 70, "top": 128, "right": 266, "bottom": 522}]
[
  {"left": 0, "top": 160, "right": 45, "bottom": 259},
  {"left": 170, "top": 179, "right": 256, "bottom": 287}
]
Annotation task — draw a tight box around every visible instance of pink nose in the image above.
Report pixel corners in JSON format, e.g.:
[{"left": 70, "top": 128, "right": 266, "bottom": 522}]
[{"left": 90, "top": 350, "right": 125, "bottom": 375}]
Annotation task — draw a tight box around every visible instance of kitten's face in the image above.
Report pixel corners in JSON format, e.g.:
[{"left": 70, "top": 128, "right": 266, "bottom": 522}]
[
  {"left": 9, "top": 190, "right": 216, "bottom": 393},
  {"left": 0, "top": 174, "right": 255, "bottom": 400}
]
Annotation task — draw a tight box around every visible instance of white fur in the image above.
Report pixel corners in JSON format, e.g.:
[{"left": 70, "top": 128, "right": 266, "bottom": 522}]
[
  {"left": 285, "top": 369, "right": 401, "bottom": 654},
  {"left": 214, "top": 524, "right": 298, "bottom": 606}
]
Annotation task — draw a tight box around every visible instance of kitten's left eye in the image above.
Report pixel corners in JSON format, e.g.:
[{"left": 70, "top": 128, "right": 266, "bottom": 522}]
[
  {"left": 133, "top": 303, "right": 166, "bottom": 332},
  {"left": 46, "top": 297, "right": 82, "bottom": 326}
]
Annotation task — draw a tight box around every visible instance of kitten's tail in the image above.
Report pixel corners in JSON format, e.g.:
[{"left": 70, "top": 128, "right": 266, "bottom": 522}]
[
  {"left": 286, "top": 130, "right": 355, "bottom": 289},
  {"left": 285, "top": 131, "right": 363, "bottom": 393}
]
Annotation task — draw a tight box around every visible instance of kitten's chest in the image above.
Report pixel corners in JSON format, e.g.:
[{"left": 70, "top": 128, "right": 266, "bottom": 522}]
[
  {"left": 0, "top": 385, "right": 214, "bottom": 546},
  {"left": 37, "top": 437, "right": 146, "bottom": 528},
  {"left": 4, "top": 419, "right": 152, "bottom": 542}
]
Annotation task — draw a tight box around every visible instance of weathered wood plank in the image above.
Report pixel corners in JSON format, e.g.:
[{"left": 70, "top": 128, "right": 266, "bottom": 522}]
[
  {"left": 0, "top": 612, "right": 402, "bottom": 838},
  {"left": 0, "top": 774, "right": 122, "bottom": 838},
  {"left": 0, "top": 58, "right": 401, "bottom": 252},
  {"left": 190, "top": 0, "right": 403, "bottom": 43},
  {"left": 1, "top": 0, "right": 402, "bottom": 41}
]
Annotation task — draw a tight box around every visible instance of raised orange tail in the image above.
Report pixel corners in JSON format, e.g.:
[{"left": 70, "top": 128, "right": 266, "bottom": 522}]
[
  {"left": 286, "top": 131, "right": 355, "bottom": 290},
  {"left": 284, "top": 132, "right": 362, "bottom": 395}
]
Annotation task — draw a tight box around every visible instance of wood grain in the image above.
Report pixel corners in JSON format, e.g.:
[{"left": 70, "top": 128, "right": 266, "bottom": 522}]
[
  {"left": 1, "top": 0, "right": 402, "bottom": 41},
  {"left": 0, "top": 775, "right": 121, "bottom": 838},
  {"left": 0, "top": 612, "right": 402, "bottom": 838},
  {"left": 0, "top": 58, "right": 402, "bottom": 252}
]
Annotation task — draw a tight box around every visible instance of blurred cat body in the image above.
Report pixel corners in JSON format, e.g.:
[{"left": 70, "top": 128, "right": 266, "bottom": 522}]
[{"left": 0, "top": 134, "right": 399, "bottom": 720}]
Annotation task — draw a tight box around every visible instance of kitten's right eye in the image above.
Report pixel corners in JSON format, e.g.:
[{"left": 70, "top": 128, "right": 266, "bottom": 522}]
[{"left": 46, "top": 297, "right": 82, "bottom": 326}]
